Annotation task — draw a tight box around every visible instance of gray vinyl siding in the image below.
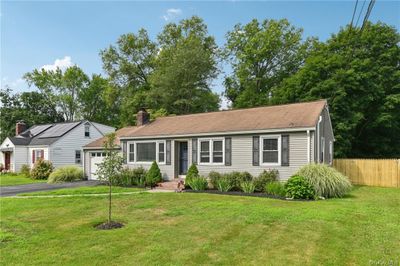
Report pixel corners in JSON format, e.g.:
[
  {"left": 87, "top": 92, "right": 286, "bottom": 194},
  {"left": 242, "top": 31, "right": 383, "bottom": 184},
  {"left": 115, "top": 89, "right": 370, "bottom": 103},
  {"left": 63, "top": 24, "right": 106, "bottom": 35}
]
[
  {"left": 13, "top": 146, "right": 28, "bottom": 172},
  {"left": 315, "top": 107, "right": 334, "bottom": 165},
  {"left": 50, "top": 123, "right": 113, "bottom": 168},
  {"left": 191, "top": 132, "right": 310, "bottom": 181}
]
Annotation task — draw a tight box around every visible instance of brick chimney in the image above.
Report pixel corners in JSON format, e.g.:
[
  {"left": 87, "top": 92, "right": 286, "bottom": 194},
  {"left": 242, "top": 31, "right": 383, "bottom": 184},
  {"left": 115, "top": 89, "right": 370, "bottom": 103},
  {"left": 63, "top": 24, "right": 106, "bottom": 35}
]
[
  {"left": 136, "top": 108, "right": 150, "bottom": 126},
  {"left": 16, "top": 120, "right": 27, "bottom": 136}
]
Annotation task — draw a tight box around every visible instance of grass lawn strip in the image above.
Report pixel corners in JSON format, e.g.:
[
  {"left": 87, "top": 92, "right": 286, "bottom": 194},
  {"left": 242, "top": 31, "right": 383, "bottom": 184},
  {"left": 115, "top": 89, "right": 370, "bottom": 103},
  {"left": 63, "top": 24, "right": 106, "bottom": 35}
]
[
  {"left": 0, "top": 174, "right": 46, "bottom": 186},
  {"left": 1, "top": 186, "right": 399, "bottom": 265},
  {"left": 18, "top": 185, "right": 146, "bottom": 196}
]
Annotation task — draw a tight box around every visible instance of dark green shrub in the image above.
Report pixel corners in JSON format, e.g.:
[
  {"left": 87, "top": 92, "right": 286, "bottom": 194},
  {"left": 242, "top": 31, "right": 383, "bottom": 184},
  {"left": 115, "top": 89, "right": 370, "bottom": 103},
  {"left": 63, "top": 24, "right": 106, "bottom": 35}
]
[
  {"left": 48, "top": 166, "right": 83, "bottom": 183},
  {"left": 215, "top": 178, "right": 233, "bottom": 192},
  {"left": 186, "top": 176, "right": 208, "bottom": 191},
  {"left": 20, "top": 164, "right": 30, "bottom": 178},
  {"left": 285, "top": 175, "right": 315, "bottom": 200},
  {"left": 240, "top": 181, "right": 256, "bottom": 193},
  {"left": 209, "top": 171, "right": 222, "bottom": 189},
  {"left": 30, "top": 159, "right": 53, "bottom": 180},
  {"left": 265, "top": 181, "right": 286, "bottom": 197},
  {"left": 186, "top": 164, "right": 199, "bottom": 187},
  {"left": 295, "top": 163, "right": 352, "bottom": 198},
  {"left": 146, "top": 161, "right": 162, "bottom": 187},
  {"left": 222, "top": 171, "right": 253, "bottom": 191},
  {"left": 253, "top": 169, "right": 279, "bottom": 192},
  {"left": 113, "top": 167, "right": 147, "bottom": 187}
]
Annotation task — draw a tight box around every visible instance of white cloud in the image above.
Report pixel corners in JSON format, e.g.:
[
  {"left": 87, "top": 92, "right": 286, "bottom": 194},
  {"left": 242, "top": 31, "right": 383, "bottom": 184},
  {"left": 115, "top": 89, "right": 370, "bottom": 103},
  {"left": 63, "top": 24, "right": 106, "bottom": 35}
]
[
  {"left": 162, "top": 8, "right": 182, "bottom": 21},
  {"left": 41, "top": 56, "right": 73, "bottom": 71}
]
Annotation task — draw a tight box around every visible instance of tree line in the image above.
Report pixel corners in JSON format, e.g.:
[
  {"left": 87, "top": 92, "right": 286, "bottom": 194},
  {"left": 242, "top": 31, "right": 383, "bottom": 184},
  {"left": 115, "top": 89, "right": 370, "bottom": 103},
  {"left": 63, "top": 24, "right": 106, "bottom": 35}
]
[{"left": 1, "top": 17, "right": 399, "bottom": 158}]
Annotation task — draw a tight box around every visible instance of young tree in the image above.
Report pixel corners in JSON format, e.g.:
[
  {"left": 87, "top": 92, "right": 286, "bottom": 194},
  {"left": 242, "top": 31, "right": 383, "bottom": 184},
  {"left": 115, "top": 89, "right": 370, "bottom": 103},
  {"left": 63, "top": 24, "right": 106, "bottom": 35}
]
[
  {"left": 224, "top": 19, "right": 314, "bottom": 108},
  {"left": 276, "top": 22, "right": 400, "bottom": 158},
  {"left": 95, "top": 133, "right": 124, "bottom": 224}
]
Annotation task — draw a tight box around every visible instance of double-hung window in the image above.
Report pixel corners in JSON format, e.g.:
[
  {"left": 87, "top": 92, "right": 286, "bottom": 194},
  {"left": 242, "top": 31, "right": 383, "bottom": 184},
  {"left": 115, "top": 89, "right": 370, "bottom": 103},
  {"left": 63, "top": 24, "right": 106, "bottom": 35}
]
[
  {"left": 199, "top": 138, "right": 224, "bottom": 164},
  {"left": 84, "top": 123, "right": 90, "bottom": 137},
  {"left": 75, "top": 150, "right": 81, "bottom": 164},
  {"left": 261, "top": 135, "right": 281, "bottom": 165},
  {"left": 127, "top": 141, "right": 166, "bottom": 164}
]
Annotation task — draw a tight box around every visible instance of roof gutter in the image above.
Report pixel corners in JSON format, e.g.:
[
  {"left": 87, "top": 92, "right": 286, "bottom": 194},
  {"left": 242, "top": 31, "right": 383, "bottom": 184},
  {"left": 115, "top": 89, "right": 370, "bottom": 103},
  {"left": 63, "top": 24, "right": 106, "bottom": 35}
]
[{"left": 119, "top": 127, "right": 316, "bottom": 140}]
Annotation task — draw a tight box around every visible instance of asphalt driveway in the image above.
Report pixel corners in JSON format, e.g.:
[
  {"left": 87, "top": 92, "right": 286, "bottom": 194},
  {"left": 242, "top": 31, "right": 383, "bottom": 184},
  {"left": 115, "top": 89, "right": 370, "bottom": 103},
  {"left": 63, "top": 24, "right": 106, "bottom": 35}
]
[{"left": 0, "top": 181, "right": 101, "bottom": 197}]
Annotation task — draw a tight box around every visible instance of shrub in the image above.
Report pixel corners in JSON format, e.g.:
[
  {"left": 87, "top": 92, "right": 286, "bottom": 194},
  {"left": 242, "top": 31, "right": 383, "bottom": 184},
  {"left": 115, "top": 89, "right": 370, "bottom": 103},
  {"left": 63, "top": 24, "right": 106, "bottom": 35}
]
[
  {"left": 113, "top": 167, "right": 147, "bottom": 187},
  {"left": 20, "top": 164, "right": 30, "bottom": 178},
  {"left": 209, "top": 171, "right": 222, "bottom": 189},
  {"left": 253, "top": 169, "right": 279, "bottom": 192},
  {"left": 215, "top": 178, "right": 233, "bottom": 192},
  {"left": 30, "top": 159, "right": 53, "bottom": 180},
  {"left": 186, "top": 164, "right": 200, "bottom": 187},
  {"left": 265, "top": 181, "right": 286, "bottom": 197},
  {"left": 223, "top": 171, "right": 253, "bottom": 191},
  {"left": 285, "top": 175, "right": 315, "bottom": 200},
  {"left": 295, "top": 163, "right": 352, "bottom": 198},
  {"left": 48, "top": 166, "right": 83, "bottom": 183},
  {"left": 146, "top": 161, "right": 162, "bottom": 187},
  {"left": 240, "top": 181, "right": 256, "bottom": 193},
  {"left": 186, "top": 176, "right": 208, "bottom": 191}
]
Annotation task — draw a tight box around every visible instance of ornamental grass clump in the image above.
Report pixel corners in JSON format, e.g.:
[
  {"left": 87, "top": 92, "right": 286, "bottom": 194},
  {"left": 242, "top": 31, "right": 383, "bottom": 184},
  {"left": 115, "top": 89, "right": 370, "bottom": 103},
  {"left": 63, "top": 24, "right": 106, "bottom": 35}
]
[
  {"left": 240, "top": 181, "right": 256, "bottom": 193},
  {"left": 295, "top": 163, "right": 352, "bottom": 198},
  {"left": 186, "top": 176, "right": 208, "bottom": 191},
  {"left": 48, "top": 166, "right": 83, "bottom": 184}
]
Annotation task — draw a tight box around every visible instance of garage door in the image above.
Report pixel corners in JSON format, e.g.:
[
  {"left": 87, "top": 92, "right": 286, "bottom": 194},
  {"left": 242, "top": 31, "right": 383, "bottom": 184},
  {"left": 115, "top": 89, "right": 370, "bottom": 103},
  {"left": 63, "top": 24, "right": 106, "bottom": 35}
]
[{"left": 89, "top": 152, "right": 106, "bottom": 180}]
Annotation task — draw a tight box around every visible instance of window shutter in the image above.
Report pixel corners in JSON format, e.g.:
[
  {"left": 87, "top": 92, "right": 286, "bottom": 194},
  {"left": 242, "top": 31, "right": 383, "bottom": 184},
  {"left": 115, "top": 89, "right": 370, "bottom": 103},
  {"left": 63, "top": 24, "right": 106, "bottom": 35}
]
[
  {"left": 225, "top": 137, "right": 232, "bottom": 166},
  {"left": 281, "top": 135, "right": 289, "bottom": 166},
  {"left": 32, "top": 150, "right": 35, "bottom": 164},
  {"left": 252, "top": 136, "right": 259, "bottom": 166},
  {"left": 192, "top": 138, "right": 198, "bottom": 165},
  {"left": 122, "top": 141, "right": 127, "bottom": 164},
  {"left": 166, "top": 140, "right": 171, "bottom": 165},
  {"left": 41, "top": 150, "right": 44, "bottom": 159}
]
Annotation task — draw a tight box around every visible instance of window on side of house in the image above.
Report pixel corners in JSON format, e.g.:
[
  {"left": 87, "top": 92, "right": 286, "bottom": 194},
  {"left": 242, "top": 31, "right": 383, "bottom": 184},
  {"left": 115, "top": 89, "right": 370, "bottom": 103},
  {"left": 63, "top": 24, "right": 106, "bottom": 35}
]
[
  {"left": 329, "top": 140, "right": 333, "bottom": 164},
  {"left": 321, "top": 137, "right": 325, "bottom": 163},
  {"left": 75, "top": 150, "right": 81, "bottom": 164},
  {"left": 84, "top": 123, "right": 90, "bottom": 137},
  {"left": 261, "top": 136, "right": 281, "bottom": 165},
  {"left": 128, "top": 143, "right": 135, "bottom": 162},
  {"left": 200, "top": 140, "right": 210, "bottom": 163},
  {"left": 199, "top": 138, "right": 224, "bottom": 164},
  {"left": 212, "top": 140, "right": 223, "bottom": 163},
  {"left": 158, "top": 142, "right": 165, "bottom": 163}
]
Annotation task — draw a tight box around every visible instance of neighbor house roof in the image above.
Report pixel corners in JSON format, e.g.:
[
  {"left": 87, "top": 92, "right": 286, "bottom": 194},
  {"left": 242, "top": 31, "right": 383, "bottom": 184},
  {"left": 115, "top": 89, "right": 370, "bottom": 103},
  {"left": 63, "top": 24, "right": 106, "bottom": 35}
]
[
  {"left": 9, "top": 121, "right": 84, "bottom": 146},
  {"left": 119, "top": 100, "right": 327, "bottom": 138},
  {"left": 84, "top": 126, "right": 140, "bottom": 149}
]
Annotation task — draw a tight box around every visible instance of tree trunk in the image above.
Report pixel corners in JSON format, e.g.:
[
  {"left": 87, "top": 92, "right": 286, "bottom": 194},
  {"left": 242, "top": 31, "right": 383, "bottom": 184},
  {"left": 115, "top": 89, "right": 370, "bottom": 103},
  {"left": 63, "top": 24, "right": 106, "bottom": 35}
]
[{"left": 108, "top": 181, "right": 112, "bottom": 223}]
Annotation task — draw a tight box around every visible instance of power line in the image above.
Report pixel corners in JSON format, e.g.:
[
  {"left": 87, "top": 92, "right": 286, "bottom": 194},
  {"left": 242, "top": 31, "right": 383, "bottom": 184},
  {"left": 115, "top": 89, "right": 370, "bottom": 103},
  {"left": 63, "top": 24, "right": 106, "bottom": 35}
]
[
  {"left": 349, "top": 0, "right": 359, "bottom": 30},
  {"left": 361, "top": 0, "right": 376, "bottom": 32},
  {"left": 355, "top": 0, "right": 367, "bottom": 28}
]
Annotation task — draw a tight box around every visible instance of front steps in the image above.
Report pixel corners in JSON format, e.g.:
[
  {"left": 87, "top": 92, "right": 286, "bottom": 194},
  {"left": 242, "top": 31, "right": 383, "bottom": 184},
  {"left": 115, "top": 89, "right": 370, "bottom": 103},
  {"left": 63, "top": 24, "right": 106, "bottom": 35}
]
[{"left": 153, "top": 178, "right": 185, "bottom": 191}]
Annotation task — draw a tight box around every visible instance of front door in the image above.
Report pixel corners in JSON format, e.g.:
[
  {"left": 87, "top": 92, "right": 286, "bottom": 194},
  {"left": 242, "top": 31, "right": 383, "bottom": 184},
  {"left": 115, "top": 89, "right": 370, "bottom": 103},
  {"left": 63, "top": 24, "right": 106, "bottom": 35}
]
[
  {"left": 4, "top": 152, "right": 11, "bottom": 170},
  {"left": 179, "top": 142, "right": 188, "bottom": 175}
]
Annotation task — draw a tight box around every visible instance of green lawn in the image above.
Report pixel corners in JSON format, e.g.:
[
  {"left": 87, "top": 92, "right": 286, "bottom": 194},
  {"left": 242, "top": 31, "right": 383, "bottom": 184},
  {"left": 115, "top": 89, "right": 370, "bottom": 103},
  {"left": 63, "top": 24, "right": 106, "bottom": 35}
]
[
  {"left": 20, "top": 185, "right": 145, "bottom": 196},
  {"left": 1, "top": 186, "right": 399, "bottom": 265},
  {"left": 0, "top": 174, "right": 46, "bottom": 186}
]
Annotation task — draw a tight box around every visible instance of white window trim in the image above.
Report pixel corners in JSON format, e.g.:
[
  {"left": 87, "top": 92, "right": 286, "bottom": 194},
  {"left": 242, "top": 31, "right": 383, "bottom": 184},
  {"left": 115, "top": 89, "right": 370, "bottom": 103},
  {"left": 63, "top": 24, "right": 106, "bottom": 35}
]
[
  {"left": 198, "top": 138, "right": 225, "bottom": 165},
  {"left": 260, "top": 135, "right": 281, "bottom": 166},
  {"left": 127, "top": 140, "right": 166, "bottom": 165}
]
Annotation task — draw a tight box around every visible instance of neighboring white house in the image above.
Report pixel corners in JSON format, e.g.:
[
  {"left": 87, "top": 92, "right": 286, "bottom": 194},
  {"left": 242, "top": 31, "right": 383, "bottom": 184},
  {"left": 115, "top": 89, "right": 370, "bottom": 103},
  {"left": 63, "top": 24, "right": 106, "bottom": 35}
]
[
  {"left": 83, "top": 100, "right": 334, "bottom": 181},
  {"left": 0, "top": 120, "right": 114, "bottom": 172}
]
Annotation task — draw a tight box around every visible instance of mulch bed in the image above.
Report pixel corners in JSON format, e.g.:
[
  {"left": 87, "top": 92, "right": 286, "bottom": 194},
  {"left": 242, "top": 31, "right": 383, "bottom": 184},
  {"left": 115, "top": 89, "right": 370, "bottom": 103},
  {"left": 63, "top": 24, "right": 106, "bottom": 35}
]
[
  {"left": 95, "top": 221, "right": 124, "bottom": 230},
  {"left": 185, "top": 189, "right": 314, "bottom": 201}
]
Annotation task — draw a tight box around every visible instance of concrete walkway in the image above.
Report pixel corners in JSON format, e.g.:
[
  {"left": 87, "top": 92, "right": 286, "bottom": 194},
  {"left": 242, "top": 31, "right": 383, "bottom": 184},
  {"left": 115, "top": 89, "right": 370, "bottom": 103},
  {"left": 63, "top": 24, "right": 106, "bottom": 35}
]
[{"left": 0, "top": 181, "right": 101, "bottom": 197}]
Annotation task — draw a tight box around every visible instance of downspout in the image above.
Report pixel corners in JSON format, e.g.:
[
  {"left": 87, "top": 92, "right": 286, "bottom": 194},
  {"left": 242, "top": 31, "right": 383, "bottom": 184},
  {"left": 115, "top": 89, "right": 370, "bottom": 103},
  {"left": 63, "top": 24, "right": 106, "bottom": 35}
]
[
  {"left": 307, "top": 130, "right": 310, "bottom": 163},
  {"left": 317, "top": 115, "right": 322, "bottom": 163},
  {"left": 82, "top": 150, "right": 86, "bottom": 180}
]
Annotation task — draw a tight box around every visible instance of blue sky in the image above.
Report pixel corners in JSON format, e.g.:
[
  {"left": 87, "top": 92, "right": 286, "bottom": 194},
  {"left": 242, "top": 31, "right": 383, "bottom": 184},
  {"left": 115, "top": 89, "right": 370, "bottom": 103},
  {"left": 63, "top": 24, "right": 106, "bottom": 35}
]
[{"left": 1, "top": 0, "right": 399, "bottom": 101}]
